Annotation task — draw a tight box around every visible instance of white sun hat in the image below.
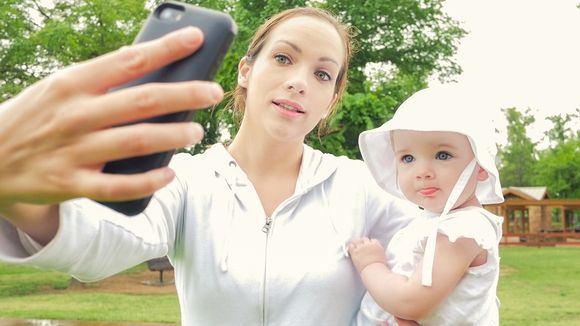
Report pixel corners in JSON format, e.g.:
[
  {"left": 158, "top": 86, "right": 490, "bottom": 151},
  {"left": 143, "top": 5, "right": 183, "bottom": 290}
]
[
  {"left": 358, "top": 84, "right": 504, "bottom": 286},
  {"left": 359, "top": 84, "right": 503, "bottom": 205}
]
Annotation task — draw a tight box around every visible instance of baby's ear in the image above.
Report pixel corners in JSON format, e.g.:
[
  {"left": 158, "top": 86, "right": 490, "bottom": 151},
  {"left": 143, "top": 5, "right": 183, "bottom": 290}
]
[{"left": 477, "top": 165, "right": 489, "bottom": 181}]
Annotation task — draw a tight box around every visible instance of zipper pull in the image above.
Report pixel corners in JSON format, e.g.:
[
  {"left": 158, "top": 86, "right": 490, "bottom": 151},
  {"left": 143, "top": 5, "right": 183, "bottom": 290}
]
[{"left": 262, "top": 216, "right": 272, "bottom": 234}]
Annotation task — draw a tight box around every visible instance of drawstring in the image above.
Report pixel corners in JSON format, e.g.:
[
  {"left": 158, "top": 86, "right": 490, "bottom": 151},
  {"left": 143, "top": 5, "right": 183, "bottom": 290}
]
[
  {"left": 421, "top": 159, "right": 477, "bottom": 286},
  {"left": 220, "top": 189, "right": 236, "bottom": 272},
  {"left": 321, "top": 182, "right": 349, "bottom": 258},
  {"left": 218, "top": 161, "right": 245, "bottom": 272}
]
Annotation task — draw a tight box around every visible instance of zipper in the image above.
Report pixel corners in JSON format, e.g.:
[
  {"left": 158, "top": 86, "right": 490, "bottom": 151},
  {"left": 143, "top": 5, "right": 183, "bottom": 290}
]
[
  {"left": 261, "top": 216, "right": 272, "bottom": 325},
  {"left": 262, "top": 216, "right": 272, "bottom": 234},
  {"left": 259, "top": 195, "right": 299, "bottom": 324}
]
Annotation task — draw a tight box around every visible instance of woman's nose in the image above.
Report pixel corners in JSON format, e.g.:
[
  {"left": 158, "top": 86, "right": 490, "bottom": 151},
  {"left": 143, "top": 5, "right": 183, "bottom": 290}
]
[{"left": 284, "top": 69, "right": 307, "bottom": 95}]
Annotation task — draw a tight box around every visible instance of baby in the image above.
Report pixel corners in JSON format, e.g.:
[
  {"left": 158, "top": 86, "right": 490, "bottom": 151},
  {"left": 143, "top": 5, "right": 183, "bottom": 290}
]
[{"left": 351, "top": 85, "right": 504, "bottom": 325}]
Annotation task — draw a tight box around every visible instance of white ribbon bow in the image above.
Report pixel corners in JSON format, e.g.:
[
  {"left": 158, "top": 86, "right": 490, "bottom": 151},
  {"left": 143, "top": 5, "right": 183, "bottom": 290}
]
[{"left": 421, "top": 159, "right": 477, "bottom": 286}]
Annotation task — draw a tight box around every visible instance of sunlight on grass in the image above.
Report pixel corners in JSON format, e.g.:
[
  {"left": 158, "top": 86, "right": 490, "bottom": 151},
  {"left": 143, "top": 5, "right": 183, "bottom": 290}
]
[
  {"left": 498, "top": 247, "right": 580, "bottom": 326},
  {"left": 0, "top": 293, "right": 180, "bottom": 323},
  {"left": 1, "top": 247, "right": 579, "bottom": 325}
]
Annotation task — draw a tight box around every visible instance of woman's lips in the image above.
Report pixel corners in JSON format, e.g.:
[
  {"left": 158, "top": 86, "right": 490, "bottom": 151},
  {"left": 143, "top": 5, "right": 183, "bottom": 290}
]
[{"left": 272, "top": 99, "right": 305, "bottom": 114}]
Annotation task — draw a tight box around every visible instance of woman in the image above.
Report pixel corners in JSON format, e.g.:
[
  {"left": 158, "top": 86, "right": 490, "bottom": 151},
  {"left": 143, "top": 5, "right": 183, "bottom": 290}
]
[{"left": 0, "top": 8, "right": 413, "bottom": 325}]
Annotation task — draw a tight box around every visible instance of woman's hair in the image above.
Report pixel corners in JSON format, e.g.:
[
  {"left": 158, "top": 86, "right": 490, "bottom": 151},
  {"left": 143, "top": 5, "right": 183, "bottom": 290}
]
[{"left": 229, "top": 7, "right": 354, "bottom": 131}]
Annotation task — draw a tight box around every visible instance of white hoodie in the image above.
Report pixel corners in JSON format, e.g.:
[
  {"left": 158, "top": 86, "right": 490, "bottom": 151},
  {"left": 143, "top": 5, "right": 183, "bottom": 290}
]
[{"left": 0, "top": 143, "right": 414, "bottom": 326}]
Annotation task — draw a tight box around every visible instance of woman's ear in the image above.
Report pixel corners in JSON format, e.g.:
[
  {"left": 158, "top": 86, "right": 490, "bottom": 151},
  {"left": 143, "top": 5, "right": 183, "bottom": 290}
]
[
  {"left": 237, "top": 57, "right": 251, "bottom": 88},
  {"left": 477, "top": 166, "right": 489, "bottom": 181}
]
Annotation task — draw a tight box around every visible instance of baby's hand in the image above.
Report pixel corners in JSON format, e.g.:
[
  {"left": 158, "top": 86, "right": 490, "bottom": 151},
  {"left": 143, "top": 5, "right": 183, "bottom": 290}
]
[{"left": 348, "top": 237, "right": 387, "bottom": 274}]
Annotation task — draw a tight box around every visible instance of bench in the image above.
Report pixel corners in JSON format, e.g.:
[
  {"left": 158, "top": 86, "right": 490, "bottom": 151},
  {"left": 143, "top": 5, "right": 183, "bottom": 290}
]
[{"left": 146, "top": 256, "right": 174, "bottom": 285}]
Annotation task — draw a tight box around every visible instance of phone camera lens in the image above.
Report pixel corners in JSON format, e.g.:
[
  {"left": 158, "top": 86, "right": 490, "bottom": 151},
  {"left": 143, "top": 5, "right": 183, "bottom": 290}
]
[{"left": 159, "top": 7, "right": 183, "bottom": 22}]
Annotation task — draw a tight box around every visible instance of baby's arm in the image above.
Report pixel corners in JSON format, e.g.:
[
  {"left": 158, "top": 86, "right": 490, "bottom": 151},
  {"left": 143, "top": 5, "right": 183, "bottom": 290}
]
[{"left": 349, "top": 233, "right": 483, "bottom": 320}]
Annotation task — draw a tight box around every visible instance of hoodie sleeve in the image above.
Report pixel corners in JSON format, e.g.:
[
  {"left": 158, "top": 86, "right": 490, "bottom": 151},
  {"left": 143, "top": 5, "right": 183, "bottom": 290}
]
[
  {"left": 0, "top": 160, "right": 189, "bottom": 282},
  {"left": 362, "top": 166, "right": 416, "bottom": 246}
]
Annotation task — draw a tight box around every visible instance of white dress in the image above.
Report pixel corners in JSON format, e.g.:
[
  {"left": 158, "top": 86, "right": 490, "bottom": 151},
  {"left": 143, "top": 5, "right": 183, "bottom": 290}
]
[{"left": 358, "top": 206, "right": 503, "bottom": 325}]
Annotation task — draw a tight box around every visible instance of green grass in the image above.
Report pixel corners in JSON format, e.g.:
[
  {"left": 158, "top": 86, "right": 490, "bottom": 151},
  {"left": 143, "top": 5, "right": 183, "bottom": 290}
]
[
  {"left": 0, "top": 263, "right": 179, "bottom": 324},
  {"left": 0, "top": 264, "right": 71, "bottom": 297},
  {"left": 498, "top": 246, "right": 580, "bottom": 325},
  {"left": 0, "top": 293, "right": 180, "bottom": 323},
  {"left": 1, "top": 247, "right": 579, "bottom": 325}
]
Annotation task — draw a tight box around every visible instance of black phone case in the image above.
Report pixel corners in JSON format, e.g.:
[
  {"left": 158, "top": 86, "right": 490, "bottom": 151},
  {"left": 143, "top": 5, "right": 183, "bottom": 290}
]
[{"left": 98, "top": 2, "right": 236, "bottom": 215}]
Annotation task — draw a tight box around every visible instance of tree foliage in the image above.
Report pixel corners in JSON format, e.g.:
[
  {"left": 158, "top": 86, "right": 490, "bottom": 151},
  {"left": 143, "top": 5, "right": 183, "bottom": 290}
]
[
  {"left": 1, "top": 0, "right": 465, "bottom": 158},
  {"left": 497, "top": 107, "right": 579, "bottom": 198},
  {"left": 533, "top": 135, "right": 580, "bottom": 198},
  {"left": 532, "top": 110, "right": 579, "bottom": 198},
  {"left": 497, "top": 107, "right": 538, "bottom": 187},
  {"left": 0, "top": 0, "right": 148, "bottom": 98}
]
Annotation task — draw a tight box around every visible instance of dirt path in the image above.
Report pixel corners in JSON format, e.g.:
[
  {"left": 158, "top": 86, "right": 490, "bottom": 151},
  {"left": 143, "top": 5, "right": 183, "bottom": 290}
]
[{"left": 47, "top": 270, "right": 177, "bottom": 295}]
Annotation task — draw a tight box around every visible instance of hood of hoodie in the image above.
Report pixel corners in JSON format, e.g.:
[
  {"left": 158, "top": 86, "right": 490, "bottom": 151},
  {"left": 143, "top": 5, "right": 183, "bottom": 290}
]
[
  {"left": 203, "top": 143, "right": 346, "bottom": 272},
  {"left": 207, "top": 143, "right": 340, "bottom": 197}
]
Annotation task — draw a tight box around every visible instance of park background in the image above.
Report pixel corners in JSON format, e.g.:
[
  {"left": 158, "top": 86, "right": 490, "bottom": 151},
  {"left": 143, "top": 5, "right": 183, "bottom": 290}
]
[{"left": 1, "top": 0, "right": 579, "bottom": 325}]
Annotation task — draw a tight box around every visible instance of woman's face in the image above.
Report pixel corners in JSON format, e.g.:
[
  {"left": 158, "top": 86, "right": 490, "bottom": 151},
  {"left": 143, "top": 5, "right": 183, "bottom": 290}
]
[{"left": 237, "top": 16, "right": 345, "bottom": 143}]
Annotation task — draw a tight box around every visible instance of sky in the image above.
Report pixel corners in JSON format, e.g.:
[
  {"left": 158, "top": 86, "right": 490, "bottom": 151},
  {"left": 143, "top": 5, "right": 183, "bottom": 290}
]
[{"left": 433, "top": 0, "right": 580, "bottom": 148}]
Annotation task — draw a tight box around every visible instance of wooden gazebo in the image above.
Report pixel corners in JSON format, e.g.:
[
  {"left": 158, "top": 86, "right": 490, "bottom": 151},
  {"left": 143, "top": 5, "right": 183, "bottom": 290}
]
[{"left": 484, "top": 187, "right": 580, "bottom": 246}]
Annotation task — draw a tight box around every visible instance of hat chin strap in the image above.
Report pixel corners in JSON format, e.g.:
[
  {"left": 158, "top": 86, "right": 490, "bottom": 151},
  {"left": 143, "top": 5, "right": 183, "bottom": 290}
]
[{"left": 421, "top": 159, "right": 477, "bottom": 286}]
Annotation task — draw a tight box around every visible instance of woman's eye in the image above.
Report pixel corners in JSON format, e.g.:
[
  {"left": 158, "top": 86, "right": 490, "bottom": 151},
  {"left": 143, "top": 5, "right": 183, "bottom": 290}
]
[
  {"left": 401, "top": 155, "right": 414, "bottom": 163},
  {"left": 436, "top": 151, "right": 452, "bottom": 160},
  {"left": 274, "top": 54, "right": 291, "bottom": 65},
  {"left": 316, "top": 71, "right": 331, "bottom": 81}
]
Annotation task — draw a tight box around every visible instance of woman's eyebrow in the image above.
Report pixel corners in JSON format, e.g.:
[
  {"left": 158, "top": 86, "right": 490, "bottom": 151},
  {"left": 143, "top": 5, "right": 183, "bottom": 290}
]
[
  {"left": 276, "top": 40, "right": 302, "bottom": 53},
  {"left": 275, "top": 40, "right": 339, "bottom": 67}
]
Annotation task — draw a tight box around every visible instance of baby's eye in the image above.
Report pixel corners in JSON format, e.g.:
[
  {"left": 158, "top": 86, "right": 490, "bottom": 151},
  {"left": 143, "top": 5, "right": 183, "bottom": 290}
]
[
  {"left": 401, "top": 155, "right": 414, "bottom": 163},
  {"left": 436, "top": 151, "right": 452, "bottom": 160},
  {"left": 274, "top": 54, "right": 291, "bottom": 65},
  {"left": 315, "top": 70, "right": 331, "bottom": 81}
]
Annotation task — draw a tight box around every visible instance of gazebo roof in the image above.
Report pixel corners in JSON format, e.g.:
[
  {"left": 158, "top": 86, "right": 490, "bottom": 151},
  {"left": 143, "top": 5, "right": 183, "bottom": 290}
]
[{"left": 503, "top": 186, "right": 548, "bottom": 201}]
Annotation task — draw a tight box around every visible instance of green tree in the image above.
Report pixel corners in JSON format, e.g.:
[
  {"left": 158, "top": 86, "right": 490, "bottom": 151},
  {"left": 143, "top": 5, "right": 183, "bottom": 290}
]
[
  {"left": 533, "top": 136, "right": 580, "bottom": 199},
  {"left": 312, "top": 0, "right": 466, "bottom": 157},
  {"left": 0, "top": 0, "right": 148, "bottom": 100},
  {"left": 533, "top": 111, "right": 580, "bottom": 198},
  {"left": 543, "top": 109, "right": 579, "bottom": 147},
  {"left": 2, "top": 0, "right": 465, "bottom": 158},
  {"left": 498, "top": 107, "right": 538, "bottom": 187},
  {"left": 0, "top": 0, "right": 44, "bottom": 98}
]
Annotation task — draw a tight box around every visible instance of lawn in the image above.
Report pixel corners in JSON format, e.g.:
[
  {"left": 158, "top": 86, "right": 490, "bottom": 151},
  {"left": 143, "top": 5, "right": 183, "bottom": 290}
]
[
  {"left": 0, "top": 247, "right": 579, "bottom": 325},
  {"left": 0, "top": 263, "right": 180, "bottom": 324},
  {"left": 497, "top": 246, "right": 580, "bottom": 325}
]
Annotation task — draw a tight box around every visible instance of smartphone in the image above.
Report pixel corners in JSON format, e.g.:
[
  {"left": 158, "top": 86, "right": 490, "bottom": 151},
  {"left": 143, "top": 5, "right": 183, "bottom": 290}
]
[{"left": 98, "top": 1, "right": 236, "bottom": 215}]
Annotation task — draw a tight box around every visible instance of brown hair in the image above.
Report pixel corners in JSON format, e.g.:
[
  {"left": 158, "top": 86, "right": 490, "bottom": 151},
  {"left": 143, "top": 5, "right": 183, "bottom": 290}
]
[{"left": 229, "top": 7, "right": 354, "bottom": 132}]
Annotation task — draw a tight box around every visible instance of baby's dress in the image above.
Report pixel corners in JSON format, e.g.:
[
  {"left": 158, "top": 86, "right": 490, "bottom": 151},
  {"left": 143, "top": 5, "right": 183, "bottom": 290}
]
[{"left": 358, "top": 206, "right": 503, "bottom": 325}]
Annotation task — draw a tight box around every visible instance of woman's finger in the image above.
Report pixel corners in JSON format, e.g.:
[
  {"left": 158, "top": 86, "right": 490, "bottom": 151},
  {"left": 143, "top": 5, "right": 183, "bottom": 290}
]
[
  {"left": 74, "top": 167, "right": 177, "bottom": 201},
  {"left": 71, "top": 122, "right": 204, "bottom": 165},
  {"left": 65, "top": 27, "right": 205, "bottom": 93},
  {"left": 77, "top": 81, "right": 222, "bottom": 131}
]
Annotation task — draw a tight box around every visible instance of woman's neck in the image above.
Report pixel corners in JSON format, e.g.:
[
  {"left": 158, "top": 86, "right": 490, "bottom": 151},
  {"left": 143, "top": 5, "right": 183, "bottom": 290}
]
[{"left": 227, "top": 131, "right": 303, "bottom": 179}]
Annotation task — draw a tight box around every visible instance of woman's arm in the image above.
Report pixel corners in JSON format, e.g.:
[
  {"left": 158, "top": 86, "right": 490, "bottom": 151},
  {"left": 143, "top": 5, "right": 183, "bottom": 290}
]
[
  {"left": 350, "top": 233, "right": 483, "bottom": 320},
  {"left": 0, "top": 27, "right": 222, "bottom": 244}
]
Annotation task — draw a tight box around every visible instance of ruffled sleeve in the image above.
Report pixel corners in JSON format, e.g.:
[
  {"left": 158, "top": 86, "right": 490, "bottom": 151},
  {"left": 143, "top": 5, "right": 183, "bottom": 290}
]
[{"left": 437, "top": 208, "right": 502, "bottom": 251}]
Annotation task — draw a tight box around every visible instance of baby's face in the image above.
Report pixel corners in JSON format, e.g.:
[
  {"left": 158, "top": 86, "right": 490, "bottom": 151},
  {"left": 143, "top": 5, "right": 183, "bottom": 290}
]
[{"left": 392, "top": 130, "right": 482, "bottom": 213}]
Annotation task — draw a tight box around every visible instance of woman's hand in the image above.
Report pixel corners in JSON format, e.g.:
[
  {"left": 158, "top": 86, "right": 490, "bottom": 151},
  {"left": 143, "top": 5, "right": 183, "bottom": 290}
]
[{"left": 0, "top": 26, "right": 222, "bottom": 207}]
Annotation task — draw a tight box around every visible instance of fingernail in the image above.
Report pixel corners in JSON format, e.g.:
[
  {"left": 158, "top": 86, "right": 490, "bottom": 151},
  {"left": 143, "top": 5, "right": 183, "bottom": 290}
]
[
  {"left": 179, "top": 27, "right": 201, "bottom": 46},
  {"left": 162, "top": 168, "right": 176, "bottom": 182},
  {"left": 211, "top": 83, "right": 223, "bottom": 101},
  {"left": 188, "top": 123, "right": 204, "bottom": 142}
]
